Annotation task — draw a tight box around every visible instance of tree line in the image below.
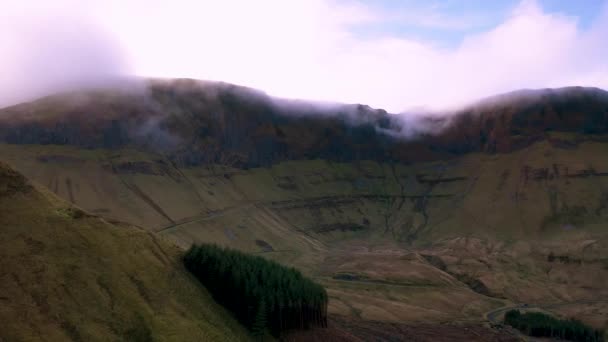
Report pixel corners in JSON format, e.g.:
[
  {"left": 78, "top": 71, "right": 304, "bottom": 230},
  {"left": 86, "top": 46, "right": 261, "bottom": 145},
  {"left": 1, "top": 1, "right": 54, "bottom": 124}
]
[
  {"left": 505, "top": 310, "right": 604, "bottom": 342},
  {"left": 183, "top": 244, "right": 328, "bottom": 337}
]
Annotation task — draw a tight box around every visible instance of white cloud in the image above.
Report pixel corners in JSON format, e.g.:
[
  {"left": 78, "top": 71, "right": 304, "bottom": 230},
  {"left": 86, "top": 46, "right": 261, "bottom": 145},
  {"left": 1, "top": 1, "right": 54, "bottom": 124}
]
[
  {"left": 0, "top": 0, "right": 128, "bottom": 106},
  {"left": 1, "top": 0, "right": 607, "bottom": 111},
  {"left": 373, "top": 2, "right": 492, "bottom": 31}
]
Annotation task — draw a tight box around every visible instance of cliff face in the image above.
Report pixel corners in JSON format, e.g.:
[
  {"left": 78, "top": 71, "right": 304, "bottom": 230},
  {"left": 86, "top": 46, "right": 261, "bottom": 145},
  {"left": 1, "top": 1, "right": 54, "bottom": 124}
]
[
  {"left": 0, "top": 79, "right": 400, "bottom": 167},
  {"left": 431, "top": 87, "right": 608, "bottom": 154},
  {"left": 0, "top": 80, "right": 608, "bottom": 171},
  {"left": 2, "top": 79, "right": 605, "bottom": 168}
]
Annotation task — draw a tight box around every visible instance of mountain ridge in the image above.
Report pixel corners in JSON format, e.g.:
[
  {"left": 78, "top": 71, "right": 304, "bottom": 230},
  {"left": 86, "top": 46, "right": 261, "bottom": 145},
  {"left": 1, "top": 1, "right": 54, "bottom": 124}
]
[{"left": 1, "top": 79, "right": 606, "bottom": 168}]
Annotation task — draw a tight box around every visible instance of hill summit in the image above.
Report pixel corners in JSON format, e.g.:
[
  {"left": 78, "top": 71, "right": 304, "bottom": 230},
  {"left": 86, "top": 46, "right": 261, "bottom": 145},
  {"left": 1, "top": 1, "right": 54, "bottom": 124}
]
[{"left": 1, "top": 79, "right": 606, "bottom": 168}]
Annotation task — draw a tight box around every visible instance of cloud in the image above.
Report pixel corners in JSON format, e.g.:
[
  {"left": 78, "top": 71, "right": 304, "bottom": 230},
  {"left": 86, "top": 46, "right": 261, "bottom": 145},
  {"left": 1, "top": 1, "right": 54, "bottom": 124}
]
[
  {"left": 1, "top": 0, "right": 607, "bottom": 112},
  {"left": 0, "top": 1, "right": 128, "bottom": 107},
  {"left": 361, "top": 2, "right": 493, "bottom": 31},
  {"left": 101, "top": 0, "right": 608, "bottom": 112}
]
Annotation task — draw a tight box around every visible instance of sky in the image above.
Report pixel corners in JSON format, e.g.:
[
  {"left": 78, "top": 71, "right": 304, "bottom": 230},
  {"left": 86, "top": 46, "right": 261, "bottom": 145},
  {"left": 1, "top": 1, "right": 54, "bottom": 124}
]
[{"left": 0, "top": 0, "right": 607, "bottom": 112}]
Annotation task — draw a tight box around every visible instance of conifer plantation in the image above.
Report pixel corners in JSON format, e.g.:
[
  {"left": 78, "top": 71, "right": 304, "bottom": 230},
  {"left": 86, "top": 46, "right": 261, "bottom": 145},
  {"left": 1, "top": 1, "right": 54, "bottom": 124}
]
[
  {"left": 183, "top": 244, "right": 328, "bottom": 337},
  {"left": 504, "top": 310, "right": 604, "bottom": 342}
]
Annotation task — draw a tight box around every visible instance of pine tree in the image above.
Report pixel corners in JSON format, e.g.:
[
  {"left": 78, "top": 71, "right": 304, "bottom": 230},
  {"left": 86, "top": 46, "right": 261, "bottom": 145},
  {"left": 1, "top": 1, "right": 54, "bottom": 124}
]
[
  {"left": 183, "top": 243, "right": 328, "bottom": 337},
  {"left": 251, "top": 300, "right": 268, "bottom": 338}
]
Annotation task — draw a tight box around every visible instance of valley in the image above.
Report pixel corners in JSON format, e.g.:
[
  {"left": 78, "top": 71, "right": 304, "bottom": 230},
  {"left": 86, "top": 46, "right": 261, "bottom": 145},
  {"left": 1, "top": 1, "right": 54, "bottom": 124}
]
[
  {"left": 1, "top": 139, "right": 607, "bottom": 334},
  {"left": 1, "top": 80, "right": 607, "bottom": 340}
]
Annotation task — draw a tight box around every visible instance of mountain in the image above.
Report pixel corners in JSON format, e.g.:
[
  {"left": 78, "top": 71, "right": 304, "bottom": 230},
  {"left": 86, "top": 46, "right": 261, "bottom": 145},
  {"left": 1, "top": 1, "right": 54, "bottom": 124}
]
[
  {"left": 1, "top": 80, "right": 606, "bottom": 167},
  {"left": 0, "top": 79, "right": 401, "bottom": 167},
  {"left": 434, "top": 86, "right": 608, "bottom": 154},
  {"left": 1, "top": 79, "right": 607, "bottom": 340},
  {"left": 0, "top": 161, "right": 250, "bottom": 341}
]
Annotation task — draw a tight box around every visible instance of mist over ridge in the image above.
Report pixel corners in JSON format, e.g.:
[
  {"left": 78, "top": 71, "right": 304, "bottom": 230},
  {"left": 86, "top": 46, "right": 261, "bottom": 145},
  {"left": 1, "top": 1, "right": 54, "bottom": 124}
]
[{"left": 2, "top": 0, "right": 608, "bottom": 111}]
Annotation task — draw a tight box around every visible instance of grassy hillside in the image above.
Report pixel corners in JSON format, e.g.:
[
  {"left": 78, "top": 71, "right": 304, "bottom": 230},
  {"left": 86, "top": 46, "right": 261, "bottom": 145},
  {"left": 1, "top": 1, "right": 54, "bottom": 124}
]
[
  {"left": 1, "top": 82, "right": 607, "bottom": 338},
  {"left": 1, "top": 137, "right": 607, "bottom": 331},
  {"left": 0, "top": 161, "right": 251, "bottom": 341}
]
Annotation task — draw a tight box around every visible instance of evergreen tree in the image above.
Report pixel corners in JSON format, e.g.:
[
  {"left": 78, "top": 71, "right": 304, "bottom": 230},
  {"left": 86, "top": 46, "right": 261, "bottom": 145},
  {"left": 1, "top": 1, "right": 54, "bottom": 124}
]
[
  {"left": 504, "top": 309, "right": 604, "bottom": 342},
  {"left": 183, "top": 243, "right": 328, "bottom": 337},
  {"left": 251, "top": 300, "right": 268, "bottom": 338}
]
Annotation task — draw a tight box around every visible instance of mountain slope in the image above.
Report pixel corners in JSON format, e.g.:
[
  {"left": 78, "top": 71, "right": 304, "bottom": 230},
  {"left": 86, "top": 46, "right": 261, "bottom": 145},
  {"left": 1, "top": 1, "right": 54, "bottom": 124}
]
[
  {"left": 1, "top": 81, "right": 608, "bottom": 336},
  {"left": 0, "top": 161, "right": 250, "bottom": 341},
  {"left": 0, "top": 79, "right": 402, "bottom": 167},
  {"left": 432, "top": 86, "right": 608, "bottom": 154},
  {"left": 1, "top": 80, "right": 606, "bottom": 167}
]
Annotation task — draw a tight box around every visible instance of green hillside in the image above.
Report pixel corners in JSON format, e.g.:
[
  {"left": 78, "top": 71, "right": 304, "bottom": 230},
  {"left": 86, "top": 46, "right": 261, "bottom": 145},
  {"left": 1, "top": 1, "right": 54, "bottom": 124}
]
[
  {"left": 1, "top": 81, "right": 607, "bottom": 339},
  {"left": 0, "top": 161, "right": 251, "bottom": 341},
  {"left": 1, "top": 137, "right": 607, "bottom": 330}
]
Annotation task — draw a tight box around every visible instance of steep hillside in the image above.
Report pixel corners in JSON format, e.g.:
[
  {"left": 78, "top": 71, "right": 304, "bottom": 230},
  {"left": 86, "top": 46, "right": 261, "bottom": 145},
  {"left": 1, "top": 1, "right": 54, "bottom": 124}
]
[
  {"left": 1, "top": 80, "right": 608, "bottom": 337},
  {"left": 432, "top": 86, "right": 608, "bottom": 154},
  {"left": 1, "top": 80, "right": 606, "bottom": 167},
  {"left": 0, "top": 161, "right": 250, "bottom": 341},
  {"left": 0, "top": 79, "right": 405, "bottom": 167}
]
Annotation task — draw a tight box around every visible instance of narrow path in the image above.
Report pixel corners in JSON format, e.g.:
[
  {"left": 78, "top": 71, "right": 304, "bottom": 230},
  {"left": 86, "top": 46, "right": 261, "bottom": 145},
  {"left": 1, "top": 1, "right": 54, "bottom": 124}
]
[{"left": 155, "top": 202, "right": 256, "bottom": 234}]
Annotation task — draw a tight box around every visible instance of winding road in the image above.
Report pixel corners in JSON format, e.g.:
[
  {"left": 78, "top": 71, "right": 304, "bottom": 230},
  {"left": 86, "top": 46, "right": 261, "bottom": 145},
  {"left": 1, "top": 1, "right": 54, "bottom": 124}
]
[{"left": 155, "top": 203, "right": 256, "bottom": 234}]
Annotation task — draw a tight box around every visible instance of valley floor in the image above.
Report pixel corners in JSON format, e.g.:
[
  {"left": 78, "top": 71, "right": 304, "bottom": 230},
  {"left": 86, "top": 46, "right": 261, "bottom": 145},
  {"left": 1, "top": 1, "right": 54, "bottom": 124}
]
[
  {"left": 1, "top": 140, "right": 608, "bottom": 339},
  {"left": 286, "top": 317, "right": 521, "bottom": 342}
]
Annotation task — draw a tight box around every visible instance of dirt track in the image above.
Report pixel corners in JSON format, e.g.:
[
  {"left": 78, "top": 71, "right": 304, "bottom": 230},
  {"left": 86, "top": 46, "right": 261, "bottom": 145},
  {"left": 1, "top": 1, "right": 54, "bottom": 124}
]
[{"left": 284, "top": 316, "right": 521, "bottom": 342}]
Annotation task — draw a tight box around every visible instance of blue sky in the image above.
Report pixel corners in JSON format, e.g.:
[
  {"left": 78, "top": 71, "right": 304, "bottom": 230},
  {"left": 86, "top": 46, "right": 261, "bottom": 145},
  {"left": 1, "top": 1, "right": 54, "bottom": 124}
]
[
  {"left": 350, "top": 0, "right": 606, "bottom": 47},
  {"left": 1, "top": 0, "right": 607, "bottom": 111}
]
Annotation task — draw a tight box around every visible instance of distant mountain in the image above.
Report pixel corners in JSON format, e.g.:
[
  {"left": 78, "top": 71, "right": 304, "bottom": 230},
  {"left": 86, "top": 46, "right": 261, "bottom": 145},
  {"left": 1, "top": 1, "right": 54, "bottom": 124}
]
[
  {"left": 433, "top": 86, "right": 608, "bottom": 154},
  {"left": 0, "top": 79, "right": 399, "bottom": 167},
  {"left": 1, "top": 80, "right": 606, "bottom": 168}
]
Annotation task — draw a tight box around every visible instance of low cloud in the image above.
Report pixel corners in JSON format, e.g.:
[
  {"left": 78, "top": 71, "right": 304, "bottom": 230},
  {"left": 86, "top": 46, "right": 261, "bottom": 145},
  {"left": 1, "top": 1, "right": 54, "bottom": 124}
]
[
  {"left": 1, "top": 0, "right": 607, "bottom": 112},
  {"left": 99, "top": 0, "right": 608, "bottom": 112},
  {"left": 0, "top": 2, "right": 128, "bottom": 107}
]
